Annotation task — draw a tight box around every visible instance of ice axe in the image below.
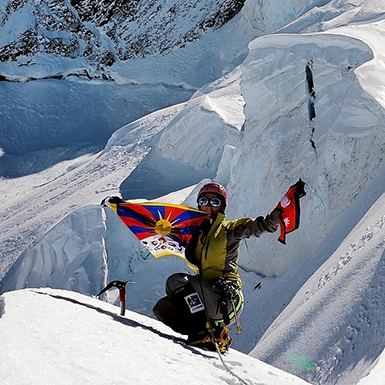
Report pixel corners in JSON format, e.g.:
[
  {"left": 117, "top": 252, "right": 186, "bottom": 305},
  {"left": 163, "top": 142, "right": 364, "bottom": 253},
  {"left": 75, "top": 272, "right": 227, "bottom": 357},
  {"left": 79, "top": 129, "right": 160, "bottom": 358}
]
[{"left": 96, "top": 280, "right": 136, "bottom": 316}]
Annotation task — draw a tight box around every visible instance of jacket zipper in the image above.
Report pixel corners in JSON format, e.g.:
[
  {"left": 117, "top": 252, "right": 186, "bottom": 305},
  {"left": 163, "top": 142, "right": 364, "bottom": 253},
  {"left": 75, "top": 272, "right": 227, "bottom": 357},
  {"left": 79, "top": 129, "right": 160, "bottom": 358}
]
[{"left": 204, "top": 240, "right": 210, "bottom": 260}]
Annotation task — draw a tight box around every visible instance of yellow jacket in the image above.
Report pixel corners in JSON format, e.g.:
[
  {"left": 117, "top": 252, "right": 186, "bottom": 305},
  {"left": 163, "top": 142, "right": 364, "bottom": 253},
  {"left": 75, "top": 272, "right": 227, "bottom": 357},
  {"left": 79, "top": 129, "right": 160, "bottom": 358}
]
[{"left": 185, "top": 212, "right": 278, "bottom": 289}]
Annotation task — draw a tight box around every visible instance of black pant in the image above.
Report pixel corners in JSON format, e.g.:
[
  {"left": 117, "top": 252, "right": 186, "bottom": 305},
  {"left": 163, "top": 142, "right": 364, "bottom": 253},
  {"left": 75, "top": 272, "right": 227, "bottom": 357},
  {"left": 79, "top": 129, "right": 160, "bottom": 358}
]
[{"left": 153, "top": 273, "right": 243, "bottom": 337}]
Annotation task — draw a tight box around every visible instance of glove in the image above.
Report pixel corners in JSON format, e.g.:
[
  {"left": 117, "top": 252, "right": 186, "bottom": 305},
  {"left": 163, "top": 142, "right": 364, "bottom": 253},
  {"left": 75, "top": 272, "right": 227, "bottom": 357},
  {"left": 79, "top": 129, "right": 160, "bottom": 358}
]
[
  {"left": 295, "top": 178, "right": 306, "bottom": 198},
  {"left": 213, "top": 277, "right": 239, "bottom": 300},
  {"left": 100, "top": 196, "right": 124, "bottom": 206}
]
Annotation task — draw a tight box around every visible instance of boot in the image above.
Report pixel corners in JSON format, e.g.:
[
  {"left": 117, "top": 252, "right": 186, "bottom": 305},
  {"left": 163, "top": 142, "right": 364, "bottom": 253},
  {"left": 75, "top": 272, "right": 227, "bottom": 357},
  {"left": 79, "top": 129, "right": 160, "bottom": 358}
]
[{"left": 187, "top": 326, "right": 232, "bottom": 354}]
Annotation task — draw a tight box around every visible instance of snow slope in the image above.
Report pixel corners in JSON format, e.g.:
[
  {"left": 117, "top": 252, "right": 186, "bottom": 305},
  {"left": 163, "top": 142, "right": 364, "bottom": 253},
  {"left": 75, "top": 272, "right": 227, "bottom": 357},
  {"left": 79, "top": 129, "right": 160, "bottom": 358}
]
[
  {"left": 0, "top": 288, "right": 312, "bottom": 385},
  {"left": 253, "top": 186, "right": 385, "bottom": 385},
  {"left": 2, "top": 1, "right": 385, "bottom": 385}
]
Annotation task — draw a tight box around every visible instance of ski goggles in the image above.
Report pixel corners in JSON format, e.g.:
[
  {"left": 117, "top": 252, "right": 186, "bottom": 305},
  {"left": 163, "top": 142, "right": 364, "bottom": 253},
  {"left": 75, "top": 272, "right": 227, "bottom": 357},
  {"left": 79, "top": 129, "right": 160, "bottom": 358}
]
[{"left": 198, "top": 196, "right": 222, "bottom": 207}]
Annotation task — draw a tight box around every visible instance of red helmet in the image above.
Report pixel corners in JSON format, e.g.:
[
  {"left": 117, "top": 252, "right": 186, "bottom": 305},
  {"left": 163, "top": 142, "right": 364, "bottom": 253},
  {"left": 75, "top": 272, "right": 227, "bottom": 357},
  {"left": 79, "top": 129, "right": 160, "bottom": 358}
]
[{"left": 197, "top": 182, "right": 228, "bottom": 208}]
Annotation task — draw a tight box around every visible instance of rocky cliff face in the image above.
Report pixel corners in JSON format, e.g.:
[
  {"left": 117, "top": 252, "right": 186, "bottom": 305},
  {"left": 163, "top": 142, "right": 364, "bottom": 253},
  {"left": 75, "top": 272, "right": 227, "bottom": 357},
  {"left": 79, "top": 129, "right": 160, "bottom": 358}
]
[{"left": 0, "top": 0, "right": 245, "bottom": 73}]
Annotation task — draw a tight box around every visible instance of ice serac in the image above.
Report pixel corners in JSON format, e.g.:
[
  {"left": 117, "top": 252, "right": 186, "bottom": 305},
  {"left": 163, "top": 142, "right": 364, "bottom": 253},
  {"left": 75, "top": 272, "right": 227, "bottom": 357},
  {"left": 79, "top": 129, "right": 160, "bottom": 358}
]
[
  {"left": 227, "top": 31, "right": 383, "bottom": 277},
  {"left": 120, "top": 82, "right": 243, "bottom": 199}
]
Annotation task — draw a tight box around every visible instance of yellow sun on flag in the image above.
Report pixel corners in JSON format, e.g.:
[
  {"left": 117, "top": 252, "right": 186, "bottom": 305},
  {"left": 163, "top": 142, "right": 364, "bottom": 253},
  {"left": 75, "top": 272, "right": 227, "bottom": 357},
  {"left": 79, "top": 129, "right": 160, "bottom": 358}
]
[
  {"left": 154, "top": 211, "right": 180, "bottom": 235},
  {"left": 155, "top": 219, "right": 172, "bottom": 235}
]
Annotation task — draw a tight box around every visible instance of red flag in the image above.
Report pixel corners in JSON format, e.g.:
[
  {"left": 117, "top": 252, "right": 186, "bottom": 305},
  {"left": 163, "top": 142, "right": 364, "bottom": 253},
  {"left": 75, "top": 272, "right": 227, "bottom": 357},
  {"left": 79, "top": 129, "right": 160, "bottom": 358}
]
[{"left": 275, "top": 179, "right": 306, "bottom": 244}]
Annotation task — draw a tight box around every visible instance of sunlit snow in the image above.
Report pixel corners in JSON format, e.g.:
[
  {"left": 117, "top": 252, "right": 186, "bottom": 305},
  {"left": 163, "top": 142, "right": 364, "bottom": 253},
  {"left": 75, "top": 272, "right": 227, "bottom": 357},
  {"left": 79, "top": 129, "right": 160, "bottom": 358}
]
[{"left": 1, "top": 1, "right": 385, "bottom": 385}]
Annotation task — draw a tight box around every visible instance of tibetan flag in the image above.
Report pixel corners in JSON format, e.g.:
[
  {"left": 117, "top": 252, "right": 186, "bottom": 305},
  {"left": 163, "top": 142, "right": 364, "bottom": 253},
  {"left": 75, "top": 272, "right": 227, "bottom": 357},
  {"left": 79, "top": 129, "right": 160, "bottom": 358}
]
[
  {"left": 275, "top": 179, "right": 306, "bottom": 244},
  {"left": 103, "top": 197, "right": 207, "bottom": 258}
]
